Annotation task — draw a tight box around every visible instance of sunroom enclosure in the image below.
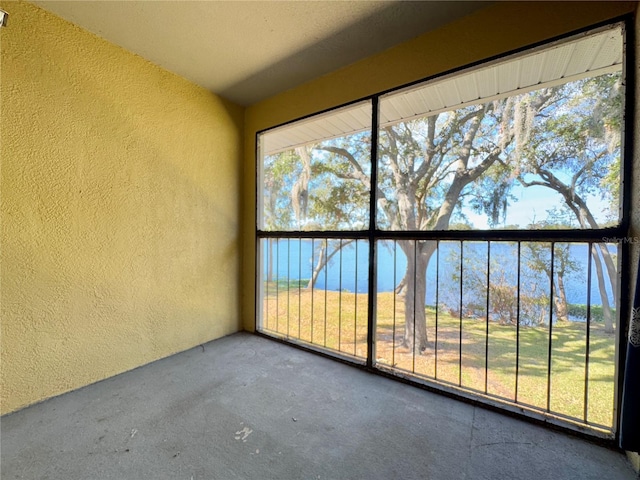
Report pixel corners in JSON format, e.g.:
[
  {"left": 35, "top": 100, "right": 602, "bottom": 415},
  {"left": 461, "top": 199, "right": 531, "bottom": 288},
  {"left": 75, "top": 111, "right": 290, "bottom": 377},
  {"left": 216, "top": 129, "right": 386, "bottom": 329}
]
[{"left": 256, "top": 24, "right": 628, "bottom": 438}]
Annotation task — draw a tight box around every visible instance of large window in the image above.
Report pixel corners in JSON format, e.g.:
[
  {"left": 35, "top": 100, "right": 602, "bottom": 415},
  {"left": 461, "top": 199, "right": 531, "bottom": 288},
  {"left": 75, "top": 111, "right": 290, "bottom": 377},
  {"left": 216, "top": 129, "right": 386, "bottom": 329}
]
[
  {"left": 258, "top": 101, "right": 373, "bottom": 361},
  {"left": 257, "top": 23, "right": 627, "bottom": 437}
]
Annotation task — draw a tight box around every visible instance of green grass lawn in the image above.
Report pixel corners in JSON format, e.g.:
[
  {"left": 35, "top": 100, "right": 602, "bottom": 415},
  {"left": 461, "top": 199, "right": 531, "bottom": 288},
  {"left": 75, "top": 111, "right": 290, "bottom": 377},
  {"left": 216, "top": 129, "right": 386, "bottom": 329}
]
[{"left": 261, "top": 287, "right": 616, "bottom": 430}]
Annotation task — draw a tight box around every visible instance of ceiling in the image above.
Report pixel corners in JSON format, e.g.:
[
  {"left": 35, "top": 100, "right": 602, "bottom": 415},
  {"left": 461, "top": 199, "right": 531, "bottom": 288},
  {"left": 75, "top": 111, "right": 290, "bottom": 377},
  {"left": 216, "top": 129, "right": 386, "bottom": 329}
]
[{"left": 33, "top": 1, "right": 490, "bottom": 106}]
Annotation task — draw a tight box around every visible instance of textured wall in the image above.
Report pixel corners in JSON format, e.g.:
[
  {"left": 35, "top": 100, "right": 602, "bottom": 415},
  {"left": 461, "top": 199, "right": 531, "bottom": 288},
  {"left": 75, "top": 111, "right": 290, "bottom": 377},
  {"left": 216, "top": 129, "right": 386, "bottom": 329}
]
[
  {"left": 1, "top": 1, "right": 244, "bottom": 414},
  {"left": 243, "top": 1, "right": 637, "bottom": 331}
]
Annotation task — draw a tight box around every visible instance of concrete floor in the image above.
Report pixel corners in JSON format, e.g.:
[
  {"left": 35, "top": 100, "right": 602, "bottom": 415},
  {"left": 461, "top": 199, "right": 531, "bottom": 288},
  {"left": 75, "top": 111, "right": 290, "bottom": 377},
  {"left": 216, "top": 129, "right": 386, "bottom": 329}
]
[{"left": 1, "top": 332, "right": 636, "bottom": 480}]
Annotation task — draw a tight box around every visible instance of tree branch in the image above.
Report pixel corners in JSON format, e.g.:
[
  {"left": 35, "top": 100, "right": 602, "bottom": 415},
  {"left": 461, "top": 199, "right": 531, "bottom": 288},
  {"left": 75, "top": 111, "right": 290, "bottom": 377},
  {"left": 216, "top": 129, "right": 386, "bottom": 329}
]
[{"left": 315, "top": 146, "right": 365, "bottom": 175}]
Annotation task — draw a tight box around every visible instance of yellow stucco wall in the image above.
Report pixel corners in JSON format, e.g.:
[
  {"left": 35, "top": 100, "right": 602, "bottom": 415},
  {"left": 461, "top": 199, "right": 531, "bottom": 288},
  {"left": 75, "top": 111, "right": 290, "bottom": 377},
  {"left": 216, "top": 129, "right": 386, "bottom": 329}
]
[
  {"left": 242, "top": 1, "right": 638, "bottom": 331},
  {"left": 1, "top": 2, "right": 244, "bottom": 414}
]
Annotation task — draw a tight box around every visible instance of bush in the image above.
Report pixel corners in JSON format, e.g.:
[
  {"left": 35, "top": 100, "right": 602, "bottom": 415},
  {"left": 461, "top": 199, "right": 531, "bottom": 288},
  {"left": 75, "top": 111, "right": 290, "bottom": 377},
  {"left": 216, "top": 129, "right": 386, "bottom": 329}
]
[{"left": 567, "top": 303, "right": 616, "bottom": 323}]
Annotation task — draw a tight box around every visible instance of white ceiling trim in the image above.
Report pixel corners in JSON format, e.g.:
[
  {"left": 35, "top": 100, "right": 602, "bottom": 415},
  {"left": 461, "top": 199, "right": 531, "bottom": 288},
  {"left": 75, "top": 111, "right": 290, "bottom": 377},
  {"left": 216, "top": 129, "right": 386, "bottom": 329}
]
[
  {"left": 379, "top": 63, "right": 621, "bottom": 129},
  {"left": 262, "top": 102, "right": 372, "bottom": 157},
  {"left": 262, "top": 25, "right": 623, "bottom": 156}
]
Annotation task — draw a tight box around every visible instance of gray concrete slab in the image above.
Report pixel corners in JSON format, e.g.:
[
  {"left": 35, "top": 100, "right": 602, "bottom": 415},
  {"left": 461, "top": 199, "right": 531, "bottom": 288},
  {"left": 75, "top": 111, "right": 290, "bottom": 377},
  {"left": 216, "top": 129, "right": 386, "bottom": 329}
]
[{"left": 1, "top": 332, "right": 635, "bottom": 480}]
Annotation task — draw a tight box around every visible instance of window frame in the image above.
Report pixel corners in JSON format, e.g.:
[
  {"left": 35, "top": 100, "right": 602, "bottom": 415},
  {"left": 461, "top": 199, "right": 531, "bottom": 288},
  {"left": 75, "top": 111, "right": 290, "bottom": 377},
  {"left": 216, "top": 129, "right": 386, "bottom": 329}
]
[{"left": 255, "top": 17, "right": 634, "bottom": 443}]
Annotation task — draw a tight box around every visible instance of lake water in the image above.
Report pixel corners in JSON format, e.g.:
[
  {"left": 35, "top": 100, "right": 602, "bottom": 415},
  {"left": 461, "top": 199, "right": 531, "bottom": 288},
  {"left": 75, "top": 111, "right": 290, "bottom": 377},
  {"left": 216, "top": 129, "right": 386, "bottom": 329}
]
[{"left": 262, "top": 239, "right": 615, "bottom": 307}]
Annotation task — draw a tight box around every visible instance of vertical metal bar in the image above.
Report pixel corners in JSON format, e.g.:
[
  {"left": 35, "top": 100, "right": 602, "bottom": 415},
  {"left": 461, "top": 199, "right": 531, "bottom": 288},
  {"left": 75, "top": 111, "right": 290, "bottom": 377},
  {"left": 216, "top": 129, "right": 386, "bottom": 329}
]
[
  {"left": 515, "top": 242, "right": 522, "bottom": 403},
  {"left": 367, "top": 97, "right": 379, "bottom": 368},
  {"left": 339, "top": 238, "right": 343, "bottom": 352},
  {"left": 254, "top": 136, "right": 262, "bottom": 336},
  {"left": 287, "top": 238, "right": 291, "bottom": 338},
  {"left": 267, "top": 240, "right": 272, "bottom": 331},
  {"left": 367, "top": 96, "right": 380, "bottom": 368},
  {"left": 413, "top": 240, "right": 417, "bottom": 373},
  {"left": 459, "top": 240, "right": 464, "bottom": 387},
  {"left": 366, "top": 237, "right": 377, "bottom": 365},
  {"left": 263, "top": 240, "right": 268, "bottom": 331},
  {"left": 354, "top": 240, "right": 359, "bottom": 356},
  {"left": 392, "top": 240, "right": 397, "bottom": 368},
  {"left": 435, "top": 240, "right": 440, "bottom": 379},
  {"left": 485, "top": 241, "right": 491, "bottom": 394},
  {"left": 584, "top": 242, "right": 593, "bottom": 422},
  {"left": 276, "top": 239, "right": 280, "bottom": 333},
  {"left": 547, "top": 242, "right": 555, "bottom": 412},
  {"left": 324, "top": 238, "right": 328, "bottom": 348},
  {"left": 298, "top": 237, "right": 302, "bottom": 338},
  {"left": 311, "top": 238, "right": 315, "bottom": 344}
]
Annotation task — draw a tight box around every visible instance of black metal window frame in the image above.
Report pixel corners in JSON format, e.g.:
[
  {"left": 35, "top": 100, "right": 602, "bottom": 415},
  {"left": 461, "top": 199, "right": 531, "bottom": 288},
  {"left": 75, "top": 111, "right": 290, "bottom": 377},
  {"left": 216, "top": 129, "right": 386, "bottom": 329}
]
[{"left": 255, "top": 17, "right": 634, "bottom": 444}]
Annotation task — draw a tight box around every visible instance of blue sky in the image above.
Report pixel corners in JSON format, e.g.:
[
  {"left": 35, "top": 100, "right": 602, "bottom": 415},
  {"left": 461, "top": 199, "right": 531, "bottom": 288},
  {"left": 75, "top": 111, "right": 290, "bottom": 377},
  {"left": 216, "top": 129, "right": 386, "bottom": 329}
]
[{"left": 462, "top": 183, "right": 614, "bottom": 229}]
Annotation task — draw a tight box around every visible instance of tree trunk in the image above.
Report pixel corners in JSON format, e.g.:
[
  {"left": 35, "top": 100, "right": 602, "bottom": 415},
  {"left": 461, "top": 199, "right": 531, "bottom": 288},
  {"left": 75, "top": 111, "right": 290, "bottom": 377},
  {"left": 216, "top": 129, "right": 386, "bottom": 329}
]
[
  {"left": 541, "top": 264, "right": 569, "bottom": 324},
  {"left": 395, "top": 274, "right": 407, "bottom": 296},
  {"left": 554, "top": 274, "right": 569, "bottom": 322},
  {"left": 398, "top": 240, "right": 436, "bottom": 352},
  {"left": 592, "top": 245, "right": 614, "bottom": 334},
  {"left": 306, "top": 240, "right": 355, "bottom": 290},
  {"left": 596, "top": 243, "right": 618, "bottom": 305},
  {"left": 307, "top": 241, "right": 326, "bottom": 290}
]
